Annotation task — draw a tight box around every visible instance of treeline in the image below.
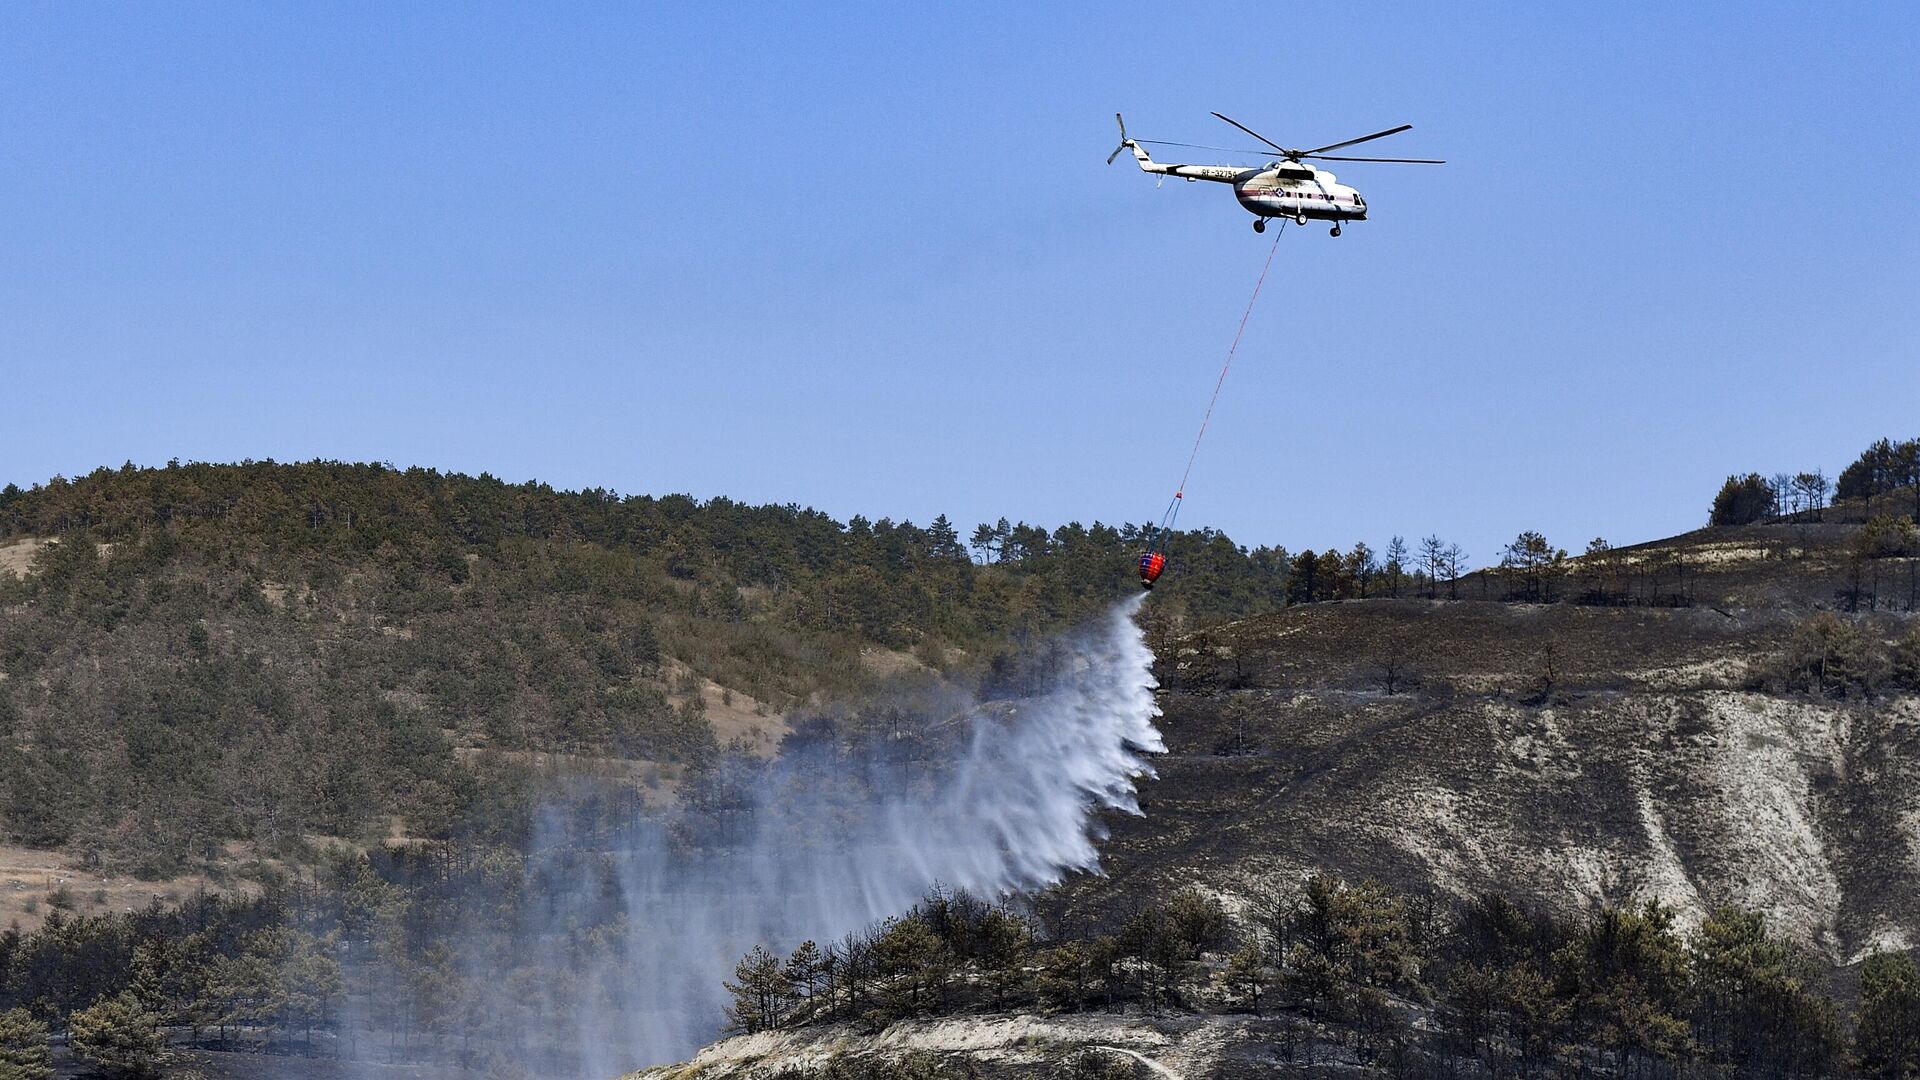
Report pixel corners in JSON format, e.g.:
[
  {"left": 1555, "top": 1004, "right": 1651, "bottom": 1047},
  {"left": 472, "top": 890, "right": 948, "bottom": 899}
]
[
  {"left": 0, "top": 460, "right": 1302, "bottom": 872},
  {"left": 0, "top": 460, "right": 1292, "bottom": 639},
  {"left": 725, "top": 875, "right": 1920, "bottom": 1078},
  {"left": 1711, "top": 437, "right": 1920, "bottom": 527}
]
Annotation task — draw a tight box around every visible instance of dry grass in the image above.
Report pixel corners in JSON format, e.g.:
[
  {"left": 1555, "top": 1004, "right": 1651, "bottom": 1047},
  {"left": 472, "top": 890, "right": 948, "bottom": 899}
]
[
  {"left": 0, "top": 843, "right": 244, "bottom": 930},
  {"left": 0, "top": 537, "right": 51, "bottom": 578}
]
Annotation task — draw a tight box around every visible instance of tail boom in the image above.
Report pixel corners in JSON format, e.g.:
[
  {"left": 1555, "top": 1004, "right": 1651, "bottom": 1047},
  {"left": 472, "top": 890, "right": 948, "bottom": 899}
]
[{"left": 1108, "top": 114, "right": 1247, "bottom": 183}]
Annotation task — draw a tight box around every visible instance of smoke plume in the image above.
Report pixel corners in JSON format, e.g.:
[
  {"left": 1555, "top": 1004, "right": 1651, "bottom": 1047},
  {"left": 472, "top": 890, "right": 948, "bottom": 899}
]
[{"left": 414, "top": 595, "right": 1161, "bottom": 1076}]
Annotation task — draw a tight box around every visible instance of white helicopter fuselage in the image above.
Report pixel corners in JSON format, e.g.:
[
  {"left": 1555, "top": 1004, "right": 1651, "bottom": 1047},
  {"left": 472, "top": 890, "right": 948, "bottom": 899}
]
[
  {"left": 1122, "top": 142, "right": 1366, "bottom": 223},
  {"left": 1233, "top": 167, "right": 1365, "bottom": 222}
]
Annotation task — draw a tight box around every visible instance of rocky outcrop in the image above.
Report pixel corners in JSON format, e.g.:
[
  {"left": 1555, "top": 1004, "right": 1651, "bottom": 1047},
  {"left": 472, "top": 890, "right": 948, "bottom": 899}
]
[{"left": 625, "top": 1012, "right": 1374, "bottom": 1080}]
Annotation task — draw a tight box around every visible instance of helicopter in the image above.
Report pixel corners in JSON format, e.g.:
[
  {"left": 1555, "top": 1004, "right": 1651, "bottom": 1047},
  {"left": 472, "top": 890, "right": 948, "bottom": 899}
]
[{"left": 1108, "top": 112, "right": 1443, "bottom": 234}]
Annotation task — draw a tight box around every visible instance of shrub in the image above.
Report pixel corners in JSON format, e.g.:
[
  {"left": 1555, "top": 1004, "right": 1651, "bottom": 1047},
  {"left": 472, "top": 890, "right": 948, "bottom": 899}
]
[
  {"left": 1893, "top": 623, "right": 1920, "bottom": 691},
  {"left": 1767, "top": 613, "right": 1884, "bottom": 696}
]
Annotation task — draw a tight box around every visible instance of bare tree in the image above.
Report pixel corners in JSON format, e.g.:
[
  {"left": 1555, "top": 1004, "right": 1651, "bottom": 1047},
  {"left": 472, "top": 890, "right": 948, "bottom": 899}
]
[
  {"left": 1528, "top": 639, "right": 1560, "bottom": 703},
  {"left": 1384, "top": 536, "right": 1409, "bottom": 597},
  {"left": 1418, "top": 535, "right": 1446, "bottom": 600},
  {"left": 1792, "top": 472, "right": 1830, "bottom": 522},
  {"left": 1770, "top": 472, "right": 1794, "bottom": 518},
  {"left": 1374, "top": 652, "right": 1414, "bottom": 695},
  {"left": 1442, "top": 543, "right": 1468, "bottom": 600},
  {"left": 1809, "top": 470, "right": 1831, "bottom": 521}
]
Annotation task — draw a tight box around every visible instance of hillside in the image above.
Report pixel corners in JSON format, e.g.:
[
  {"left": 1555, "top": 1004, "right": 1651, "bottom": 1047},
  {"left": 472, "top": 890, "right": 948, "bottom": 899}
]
[
  {"left": 0, "top": 461, "right": 1287, "bottom": 879},
  {"left": 1116, "top": 597, "right": 1918, "bottom": 958},
  {"left": 1078, "top": 515, "right": 1920, "bottom": 958},
  {"left": 0, "top": 458, "right": 1917, "bottom": 1080},
  {"left": 643, "top": 515, "right": 1920, "bottom": 1080}
]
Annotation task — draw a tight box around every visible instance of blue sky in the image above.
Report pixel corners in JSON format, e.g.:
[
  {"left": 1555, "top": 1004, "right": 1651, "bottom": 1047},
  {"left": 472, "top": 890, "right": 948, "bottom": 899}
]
[{"left": 3, "top": 3, "right": 1916, "bottom": 563}]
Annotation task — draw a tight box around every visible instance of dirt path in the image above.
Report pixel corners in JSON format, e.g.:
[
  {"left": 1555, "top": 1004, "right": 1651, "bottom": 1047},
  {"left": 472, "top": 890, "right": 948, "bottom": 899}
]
[{"left": 1092, "top": 1045, "right": 1183, "bottom": 1080}]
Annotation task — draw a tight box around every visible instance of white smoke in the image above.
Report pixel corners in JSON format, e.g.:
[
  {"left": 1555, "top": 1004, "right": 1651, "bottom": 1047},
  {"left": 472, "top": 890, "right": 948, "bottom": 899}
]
[{"left": 420, "top": 595, "right": 1161, "bottom": 1076}]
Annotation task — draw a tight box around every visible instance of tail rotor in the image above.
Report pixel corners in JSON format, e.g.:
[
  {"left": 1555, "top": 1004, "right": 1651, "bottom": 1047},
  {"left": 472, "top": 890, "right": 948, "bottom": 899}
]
[{"left": 1106, "top": 113, "right": 1130, "bottom": 165}]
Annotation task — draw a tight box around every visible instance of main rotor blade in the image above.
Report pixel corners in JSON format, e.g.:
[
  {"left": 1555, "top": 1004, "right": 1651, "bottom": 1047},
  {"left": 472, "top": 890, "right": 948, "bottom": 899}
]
[
  {"left": 1138, "top": 138, "right": 1275, "bottom": 157},
  {"left": 1210, "top": 112, "right": 1291, "bottom": 156},
  {"left": 1300, "top": 124, "right": 1413, "bottom": 156},
  {"left": 1303, "top": 153, "right": 1446, "bottom": 164}
]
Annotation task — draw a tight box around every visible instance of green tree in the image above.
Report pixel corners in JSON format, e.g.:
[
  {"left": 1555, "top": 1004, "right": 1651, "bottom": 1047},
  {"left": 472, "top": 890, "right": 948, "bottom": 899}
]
[
  {"left": 1710, "top": 473, "right": 1776, "bottom": 526},
  {"left": 1893, "top": 623, "right": 1920, "bottom": 690},
  {"left": 1286, "top": 549, "right": 1318, "bottom": 605},
  {"left": 1314, "top": 549, "right": 1348, "bottom": 601},
  {"left": 1500, "top": 531, "right": 1565, "bottom": 602},
  {"left": 0, "top": 1008, "right": 52, "bottom": 1080},
  {"left": 782, "top": 940, "right": 827, "bottom": 1014},
  {"left": 69, "top": 992, "right": 165, "bottom": 1079},
  {"left": 1838, "top": 438, "right": 1898, "bottom": 504},
  {"left": 976, "top": 909, "right": 1031, "bottom": 1008},
  {"left": 1553, "top": 901, "right": 1691, "bottom": 1065},
  {"left": 1286, "top": 874, "right": 1421, "bottom": 993},
  {"left": 1164, "top": 889, "right": 1228, "bottom": 959},
  {"left": 1348, "top": 541, "right": 1378, "bottom": 598},
  {"left": 1773, "top": 612, "right": 1880, "bottom": 696},
  {"left": 872, "top": 917, "right": 946, "bottom": 1017},
  {"left": 1856, "top": 949, "right": 1920, "bottom": 1079},
  {"left": 1689, "top": 907, "right": 1840, "bottom": 1076},
  {"left": 1282, "top": 942, "right": 1344, "bottom": 1019},
  {"left": 724, "top": 945, "right": 792, "bottom": 1033},
  {"left": 281, "top": 929, "right": 344, "bottom": 1050},
  {"left": 1899, "top": 438, "right": 1920, "bottom": 524},
  {"left": 1445, "top": 959, "right": 1568, "bottom": 1073},
  {"left": 1223, "top": 942, "right": 1269, "bottom": 1015}
]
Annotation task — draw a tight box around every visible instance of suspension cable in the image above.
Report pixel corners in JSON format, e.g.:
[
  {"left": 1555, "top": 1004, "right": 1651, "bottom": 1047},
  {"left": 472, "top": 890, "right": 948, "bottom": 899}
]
[{"left": 1149, "top": 222, "right": 1285, "bottom": 552}]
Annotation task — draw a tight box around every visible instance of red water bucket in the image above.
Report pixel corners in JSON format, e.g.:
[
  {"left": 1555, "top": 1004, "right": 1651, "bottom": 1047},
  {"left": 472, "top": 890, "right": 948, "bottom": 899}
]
[{"left": 1138, "top": 551, "right": 1166, "bottom": 588}]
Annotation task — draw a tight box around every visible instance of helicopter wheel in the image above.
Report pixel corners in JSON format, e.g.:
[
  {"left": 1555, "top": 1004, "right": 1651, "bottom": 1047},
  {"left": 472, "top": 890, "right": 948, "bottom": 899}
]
[
  {"left": 1253, "top": 218, "right": 1266, "bottom": 234},
  {"left": 1330, "top": 224, "right": 1342, "bottom": 237}
]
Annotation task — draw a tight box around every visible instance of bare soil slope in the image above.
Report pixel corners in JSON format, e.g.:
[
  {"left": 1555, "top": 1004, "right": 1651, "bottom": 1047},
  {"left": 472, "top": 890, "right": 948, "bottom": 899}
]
[{"left": 1094, "top": 595, "right": 1919, "bottom": 960}]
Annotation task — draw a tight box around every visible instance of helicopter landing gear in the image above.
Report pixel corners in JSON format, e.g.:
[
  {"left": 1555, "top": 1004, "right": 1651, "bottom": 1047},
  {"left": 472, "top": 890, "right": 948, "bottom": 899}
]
[
  {"left": 1253, "top": 218, "right": 1266, "bottom": 234},
  {"left": 1330, "top": 224, "right": 1342, "bottom": 237}
]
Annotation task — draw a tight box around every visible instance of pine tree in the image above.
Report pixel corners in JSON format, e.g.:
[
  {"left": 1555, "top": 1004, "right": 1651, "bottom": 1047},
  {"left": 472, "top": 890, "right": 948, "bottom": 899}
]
[
  {"left": 1384, "top": 536, "right": 1408, "bottom": 597},
  {"left": 1709, "top": 473, "right": 1775, "bottom": 526},
  {"left": 1856, "top": 949, "right": 1920, "bottom": 1078},
  {"left": 1418, "top": 535, "right": 1446, "bottom": 599},
  {"left": 1893, "top": 623, "right": 1920, "bottom": 690},
  {"left": 1347, "top": 542, "right": 1377, "bottom": 598},
  {"left": 1500, "top": 531, "right": 1562, "bottom": 602},
  {"left": 282, "top": 929, "right": 344, "bottom": 1049},
  {"left": 1223, "top": 942, "right": 1268, "bottom": 1015},
  {"left": 1442, "top": 543, "right": 1468, "bottom": 600},
  {"left": 1689, "top": 907, "right": 1840, "bottom": 1075},
  {"left": 0, "top": 1008, "right": 51, "bottom": 1080},
  {"left": 1286, "top": 550, "right": 1318, "bottom": 605},
  {"left": 723, "top": 946, "right": 792, "bottom": 1033},
  {"left": 69, "top": 992, "right": 165, "bottom": 1079},
  {"left": 925, "top": 515, "right": 964, "bottom": 560},
  {"left": 782, "top": 940, "right": 826, "bottom": 1013}
]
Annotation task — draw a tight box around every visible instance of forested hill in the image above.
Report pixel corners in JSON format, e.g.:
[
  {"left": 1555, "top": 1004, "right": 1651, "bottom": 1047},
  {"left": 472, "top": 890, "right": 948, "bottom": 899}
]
[
  {"left": 0, "top": 460, "right": 1288, "bottom": 636},
  {"left": 0, "top": 460, "right": 1286, "bottom": 876}
]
